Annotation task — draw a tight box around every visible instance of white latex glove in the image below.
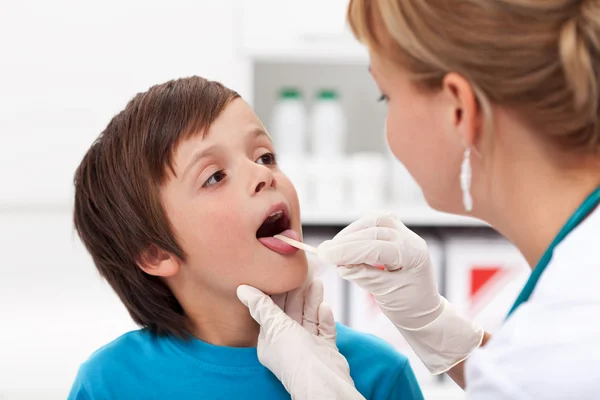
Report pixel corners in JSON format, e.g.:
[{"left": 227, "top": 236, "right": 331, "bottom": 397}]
[
  {"left": 318, "top": 213, "right": 484, "bottom": 375},
  {"left": 237, "top": 279, "right": 365, "bottom": 400}
]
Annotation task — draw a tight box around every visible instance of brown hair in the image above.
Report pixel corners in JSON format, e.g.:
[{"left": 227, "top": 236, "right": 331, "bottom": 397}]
[
  {"left": 73, "top": 76, "right": 240, "bottom": 338},
  {"left": 348, "top": 0, "right": 600, "bottom": 153}
]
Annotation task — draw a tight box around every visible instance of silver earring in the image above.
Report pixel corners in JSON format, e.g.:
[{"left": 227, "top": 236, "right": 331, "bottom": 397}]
[{"left": 460, "top": 148, "right": 473, "bottom": 212}]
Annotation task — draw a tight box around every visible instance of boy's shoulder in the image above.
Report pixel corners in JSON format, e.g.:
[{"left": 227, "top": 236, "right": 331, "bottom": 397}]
[
  {"left": 335, "top": 323, "right": 424, "bottom": 400},
  {"left": 69, "top": 329, "right": 160, "bottom": 398},
  {"left": 79, "top": 329, "right": 153, "bottom": 371},
  {"left": 335, "top": 322, "right": 409, "bottom": 367}
]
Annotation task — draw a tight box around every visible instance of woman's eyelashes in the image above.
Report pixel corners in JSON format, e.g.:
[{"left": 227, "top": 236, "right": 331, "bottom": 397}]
[{"left": 378, "top": 94, "right": 389, "bottom": 102}]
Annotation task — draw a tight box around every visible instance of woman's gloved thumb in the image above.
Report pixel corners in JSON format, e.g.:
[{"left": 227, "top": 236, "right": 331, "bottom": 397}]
[{"left": 237, "top": 284, "right": 283, "bottom": 328}]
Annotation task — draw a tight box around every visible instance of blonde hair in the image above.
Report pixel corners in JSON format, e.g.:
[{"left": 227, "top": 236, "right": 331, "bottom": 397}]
[{"left": 348, "top": 0, "right": 600, "bottom": 153}]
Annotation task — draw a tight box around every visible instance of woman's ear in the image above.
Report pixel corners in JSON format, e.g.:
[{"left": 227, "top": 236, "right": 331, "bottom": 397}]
[
  {"left": 442, "top": 72, "right": 482, "bottom": 148},
  {"left": 137, "top": 244, "right": 180, "bottom": 277}
]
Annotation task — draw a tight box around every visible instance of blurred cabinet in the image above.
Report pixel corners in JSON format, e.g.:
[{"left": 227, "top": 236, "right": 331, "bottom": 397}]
[{"left": 445, "top": 233, "right": 530, "bottom": 334}]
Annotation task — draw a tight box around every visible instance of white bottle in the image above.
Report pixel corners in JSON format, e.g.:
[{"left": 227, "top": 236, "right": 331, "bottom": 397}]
[
  {"left": 269, "top": 88, "right": 309, "bottom": 207},
  {"left": 269, "top": 88, "right": 307, "bottom": 155},
  {"left": 309, "top": 89, "right": 348, "bottom": 211},
  {"left": 309, "top": 89, "right": 347, "bottom": 157}
]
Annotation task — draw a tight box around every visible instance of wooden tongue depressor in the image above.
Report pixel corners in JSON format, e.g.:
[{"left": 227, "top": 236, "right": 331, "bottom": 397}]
[
  {"left": 273, "top": 234, "right": 385, "bottom": 271},
  {"left": 274, "top": 234, "right": 318, "bottom": 254}
]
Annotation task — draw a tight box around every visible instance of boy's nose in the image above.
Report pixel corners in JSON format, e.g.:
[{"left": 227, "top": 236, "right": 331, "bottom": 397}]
[
  {"left": 255, "top": 182, "right": 266, "bottom": 192},
  {"left": 252, "top": 166, "right": 276, "bottom": 194},
  {"left": 255, "top": 176, "right": 275, "bottom": 193}
]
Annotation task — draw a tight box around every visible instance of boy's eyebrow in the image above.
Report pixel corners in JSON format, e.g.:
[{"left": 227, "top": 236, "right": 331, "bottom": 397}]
[{"left": 182, "top": 146, "right": 217, "bottom": 179}]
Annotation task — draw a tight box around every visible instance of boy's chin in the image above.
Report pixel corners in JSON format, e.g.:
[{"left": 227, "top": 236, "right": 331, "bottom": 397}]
[{"left": 256, "top": 266, "right": 310, "bottom": 296}]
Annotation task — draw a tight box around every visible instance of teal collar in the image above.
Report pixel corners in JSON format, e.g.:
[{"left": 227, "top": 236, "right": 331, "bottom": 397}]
[
  {"left": 166, "top": 334, "right": 262, "bottom": 369},
  {"left": 506, "top": 186, "right": 600, "bottom": 318}
]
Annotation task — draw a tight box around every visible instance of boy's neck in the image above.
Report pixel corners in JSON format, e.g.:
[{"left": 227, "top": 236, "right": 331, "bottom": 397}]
[{"left": 184, "top": 293, "right": 260, "bottom": 348}]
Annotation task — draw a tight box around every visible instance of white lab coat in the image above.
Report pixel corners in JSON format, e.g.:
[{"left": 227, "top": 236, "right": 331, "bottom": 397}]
[{"left": 465, "top": 206, "right": 600, "bottom": 399}]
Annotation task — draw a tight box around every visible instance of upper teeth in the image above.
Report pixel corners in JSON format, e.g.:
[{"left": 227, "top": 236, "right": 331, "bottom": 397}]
[
  {"left": 266, "top": 210, "right": 283, "bottom": 223},
  {"left": 269, "top": 210, "right": 283, "bottom": 218}
]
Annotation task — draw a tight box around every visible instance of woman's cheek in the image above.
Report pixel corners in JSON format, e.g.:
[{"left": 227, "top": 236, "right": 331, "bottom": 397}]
[{"left": 385, "top": 112, "right": 411, "bottom": 163}]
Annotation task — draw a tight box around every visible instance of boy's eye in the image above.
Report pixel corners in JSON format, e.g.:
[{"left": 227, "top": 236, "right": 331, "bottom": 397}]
[
  {"left": 256, "top": 152, "right": 277, "bottom": 166},
  {"left": 202, "top": 171, "right": 226, "bottom": 188}
]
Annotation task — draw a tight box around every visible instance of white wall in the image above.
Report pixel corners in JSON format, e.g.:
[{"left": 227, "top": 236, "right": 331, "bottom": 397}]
[
  {"left": 0, "top": 0, "right": 248, "bottom": 206},
  {"left": 0, "top": 1, "right": 247, "bottom": 398}
]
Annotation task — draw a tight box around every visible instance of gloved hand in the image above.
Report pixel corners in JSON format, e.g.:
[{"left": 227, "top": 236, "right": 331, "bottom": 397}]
[
  {"left": 237, "top": 279, "right": 365, "bottom": 400},
  {"left": 318, "top": 213, "right": 484, "bottom": 375}
]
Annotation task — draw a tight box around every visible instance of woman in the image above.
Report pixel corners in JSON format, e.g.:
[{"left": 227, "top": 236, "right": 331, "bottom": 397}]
[{"left": 237, "top": 0, "right": 600, "bottom": 398}]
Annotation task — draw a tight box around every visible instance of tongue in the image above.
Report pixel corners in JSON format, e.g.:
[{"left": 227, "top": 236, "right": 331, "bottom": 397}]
[{"left": 258, "top": 229, "right": 301, "bottom": 255}]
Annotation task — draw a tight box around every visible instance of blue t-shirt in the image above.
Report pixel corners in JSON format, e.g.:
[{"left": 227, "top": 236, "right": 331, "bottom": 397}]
[{"left": 68, "top": 323, "right": 424, "bottom": 399}]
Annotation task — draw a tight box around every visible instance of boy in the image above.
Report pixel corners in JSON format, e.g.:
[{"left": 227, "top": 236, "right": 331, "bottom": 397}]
[{"left": 69, "top": 76, "right": 424, "bottom": 399}]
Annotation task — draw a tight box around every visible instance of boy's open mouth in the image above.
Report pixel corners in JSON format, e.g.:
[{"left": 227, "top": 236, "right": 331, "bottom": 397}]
[
  {"left": 256, "top": 205, "right": 300, "bottom": 255},
  {"left": 256, "top": 210, "right": 290, "bottom": 239}
]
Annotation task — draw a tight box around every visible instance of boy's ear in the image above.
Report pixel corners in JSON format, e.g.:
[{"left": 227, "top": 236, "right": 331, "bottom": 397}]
[{"left": 137, "top": 245, "right": 180, "bottom": 277}]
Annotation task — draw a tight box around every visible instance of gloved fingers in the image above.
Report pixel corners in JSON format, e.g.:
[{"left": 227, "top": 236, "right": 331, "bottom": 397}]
[
  {"left": 306, "top": 258, "right": 317, "bottom": 286},
  {"left": 319, "top": 238, "right": 404, "bottom": 272},
  {"left": 336, "top": 261, "right": 389, "bottom": 285},
  {"left": 317, "top": 302, "right": 337, "bottom": 348},
  {"left": 283, "top": 284, "right": 306, "bottom": 325},
  {"left": 320, "top": 225, "right": 429, "bottom": 270},
  {"left": 336, "top": 226, "right": 399, "bottom": 242},
  {"left": 333, "top": 213, "right": 400, "bottom": 239},
  {"left": 271, "top": 292, "right": 287, "bottom": 311},
  {"left": 302, "top": 279, "right": 324, "bottom": 335},
  {"left": 237, "top": 285, "right": 285, "bottom": 328}
]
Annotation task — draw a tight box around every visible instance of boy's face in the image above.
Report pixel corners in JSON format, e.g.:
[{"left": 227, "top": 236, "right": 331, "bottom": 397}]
[{"left": 160, "top": 99, "right": 308, "bottom": 296}]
